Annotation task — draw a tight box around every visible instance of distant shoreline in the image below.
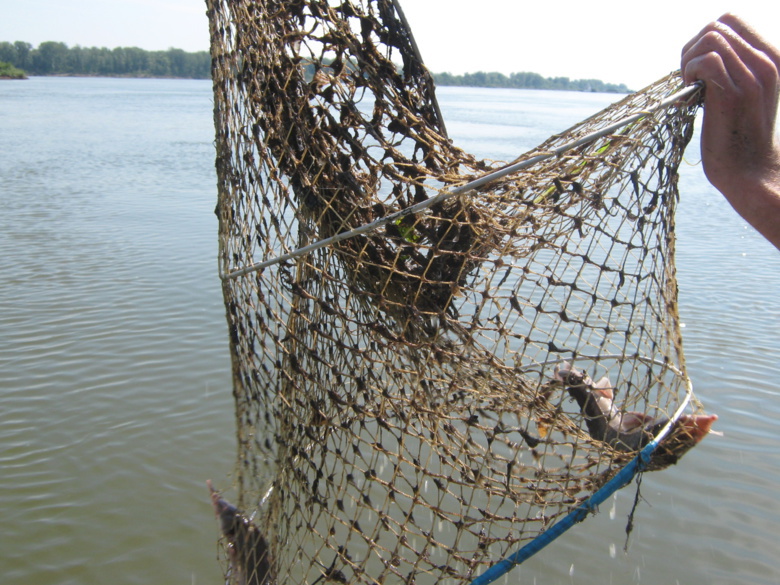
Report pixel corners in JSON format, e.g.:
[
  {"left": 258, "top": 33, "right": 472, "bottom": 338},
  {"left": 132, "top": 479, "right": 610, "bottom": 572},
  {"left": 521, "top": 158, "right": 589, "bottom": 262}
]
[
  {"left": 432, "top": 71, "right": 631, "bottom": 94},
  {"left": 23, "top": 73, "right": 208, "bottom": 80},
  {"left": 1, "top": 41, "right": 630, "bottom": 92},
  {"left": 0, "top": 42, "right": 210, "bottom": 79},
  {"left": 7, "top": 72, "right": 630, "bottom": 94}
]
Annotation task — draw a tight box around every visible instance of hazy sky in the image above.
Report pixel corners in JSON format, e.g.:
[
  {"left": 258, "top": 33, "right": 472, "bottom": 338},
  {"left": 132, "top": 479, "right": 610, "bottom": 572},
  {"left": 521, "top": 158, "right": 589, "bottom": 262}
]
[{"left": 4, "top": 0, "right": 780, "bottom": 89}]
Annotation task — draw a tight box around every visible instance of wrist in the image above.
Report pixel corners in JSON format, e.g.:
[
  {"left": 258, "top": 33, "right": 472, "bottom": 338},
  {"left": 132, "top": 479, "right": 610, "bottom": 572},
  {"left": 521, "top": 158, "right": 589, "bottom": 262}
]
[{"left": 732, "top": 155, "right": 780, "bottom": 249}]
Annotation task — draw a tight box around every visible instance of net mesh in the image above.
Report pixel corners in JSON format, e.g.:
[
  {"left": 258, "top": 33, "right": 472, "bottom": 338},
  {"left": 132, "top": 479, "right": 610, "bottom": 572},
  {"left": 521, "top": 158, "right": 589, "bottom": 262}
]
[{"left": 205, "top": 1, "right": 708, "bottom": 583}]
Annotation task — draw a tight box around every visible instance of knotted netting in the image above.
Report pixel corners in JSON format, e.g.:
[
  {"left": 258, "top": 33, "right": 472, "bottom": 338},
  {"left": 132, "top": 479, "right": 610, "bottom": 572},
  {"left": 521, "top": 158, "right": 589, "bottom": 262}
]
[{"left": 205, "top": 1, "right": 712, "bottom": 583}]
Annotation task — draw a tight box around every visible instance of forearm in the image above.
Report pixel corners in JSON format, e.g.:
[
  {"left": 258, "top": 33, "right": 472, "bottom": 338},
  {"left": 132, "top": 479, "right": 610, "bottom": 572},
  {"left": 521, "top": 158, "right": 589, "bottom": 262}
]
[
  {"left": 729, "top": 163, "right": 780, "bottom": 249},
  {"left": 700, "top": 129, "right": 780, "bottom": 250}
]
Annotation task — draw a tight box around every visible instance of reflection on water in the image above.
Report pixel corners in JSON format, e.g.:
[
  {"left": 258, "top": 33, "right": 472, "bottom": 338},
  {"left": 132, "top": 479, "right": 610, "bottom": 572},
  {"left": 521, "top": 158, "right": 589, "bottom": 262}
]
[{"left": 1, "top": 78, "right": 778, "bottom": 585}]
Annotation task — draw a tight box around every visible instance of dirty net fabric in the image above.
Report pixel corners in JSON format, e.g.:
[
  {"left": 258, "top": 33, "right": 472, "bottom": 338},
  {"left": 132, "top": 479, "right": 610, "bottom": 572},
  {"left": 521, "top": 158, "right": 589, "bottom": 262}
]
[{"left": 206, "top": 0, "right": 704, "bottom": 583}]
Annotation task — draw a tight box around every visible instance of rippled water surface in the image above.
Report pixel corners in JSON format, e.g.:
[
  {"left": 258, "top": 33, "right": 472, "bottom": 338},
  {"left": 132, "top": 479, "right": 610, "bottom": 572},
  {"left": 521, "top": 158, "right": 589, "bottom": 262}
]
[{"left": 1, "top": 78, "right": 779, "bottom": 585}]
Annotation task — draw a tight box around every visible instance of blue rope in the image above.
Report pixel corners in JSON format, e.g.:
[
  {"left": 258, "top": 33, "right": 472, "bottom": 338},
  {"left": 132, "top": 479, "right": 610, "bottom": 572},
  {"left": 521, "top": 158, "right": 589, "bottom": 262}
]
[{"left": 469, "top": 438, "right": 658, "bottom": 585}]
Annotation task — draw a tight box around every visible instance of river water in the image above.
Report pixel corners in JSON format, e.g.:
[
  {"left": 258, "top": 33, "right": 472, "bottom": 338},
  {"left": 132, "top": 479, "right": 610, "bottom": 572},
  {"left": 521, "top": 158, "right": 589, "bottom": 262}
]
[{"left": 1, "top": 77, "right": 778, "bottom": 585}]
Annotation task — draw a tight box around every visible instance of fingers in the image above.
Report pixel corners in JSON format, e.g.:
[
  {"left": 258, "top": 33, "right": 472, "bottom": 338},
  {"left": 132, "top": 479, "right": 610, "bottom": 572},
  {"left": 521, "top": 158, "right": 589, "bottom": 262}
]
[
  {"left": 681, "top": 13, "right": 779, "bottom": 109},
  {"left": 681, "top": 34, "right": 739, "bottom": 92},
  {"left": 682, "top": 13, "right": 778, "bottom": 63},
  {"left": 718, "top": 13, "right": 780, "bottom": 68}
]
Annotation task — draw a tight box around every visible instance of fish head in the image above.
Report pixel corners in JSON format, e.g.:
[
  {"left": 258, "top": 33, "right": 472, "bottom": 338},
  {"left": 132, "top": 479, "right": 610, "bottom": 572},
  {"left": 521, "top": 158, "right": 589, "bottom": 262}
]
[
  {"left": 673, "top": 413, "right": 718, "bottom": 443},
  {"left": 207, "top": 482, "right": 274, "bottom": 584},
  {"left": 207, "top": 480, "right": 242, "bottom": 538},
  {"left": 553, "top": 361, "right": 592, "bottom": 386},
  {"left": 642, "top": 412, "right": 719, "bottom": 471}
]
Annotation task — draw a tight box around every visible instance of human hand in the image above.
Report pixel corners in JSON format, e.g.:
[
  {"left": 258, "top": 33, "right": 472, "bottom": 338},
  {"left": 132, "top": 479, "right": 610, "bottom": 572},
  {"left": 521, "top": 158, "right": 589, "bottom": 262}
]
[{"left": 681, "top": 13, "right": 780, "bottom": 248}]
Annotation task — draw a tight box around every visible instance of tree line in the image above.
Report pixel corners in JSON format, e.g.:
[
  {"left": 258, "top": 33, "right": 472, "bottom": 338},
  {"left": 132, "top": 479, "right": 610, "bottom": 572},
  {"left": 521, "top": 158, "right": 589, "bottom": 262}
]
[
  {"left": 0, "top": 41, "right": 210, "bottom": 78},
  {"left": 1, "top": 40, "right": 629, "bottom": 93},
  {"left": 433, "top": 70, "right": 630, "bottom": 93}
]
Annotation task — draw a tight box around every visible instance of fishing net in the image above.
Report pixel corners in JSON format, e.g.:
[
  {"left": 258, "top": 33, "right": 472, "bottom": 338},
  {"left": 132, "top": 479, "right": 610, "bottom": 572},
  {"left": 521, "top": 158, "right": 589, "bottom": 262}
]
[{"left": 205, "top": 0, "right": 711, "bottom": 583}]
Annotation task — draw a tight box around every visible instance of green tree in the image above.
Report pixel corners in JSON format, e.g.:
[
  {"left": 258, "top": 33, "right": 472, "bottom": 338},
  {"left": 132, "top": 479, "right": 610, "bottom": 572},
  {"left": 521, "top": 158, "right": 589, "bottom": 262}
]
[
  {"left": 67, "top": 45, "right": 84, "bottom": 73},
  {"left": 14, "top": 41, "right": 33, "bottom": 70},
  {"left": 33, "top": 41, "right": 69, "bottom": 74},
  {"left": 0, "top": 42, "right": 15, "bottom": 64},
  {"left": 125, "top": 47, "right": 149, "bottom": 74},
  {"left": 148, "top": 51, "right": 171, "bottom": 76},
  {"left": 0, "top": 60, "right": 27, "bottom": 78},
  {"left": 167, "top": 47, "right": 186, "bottom": 76}
]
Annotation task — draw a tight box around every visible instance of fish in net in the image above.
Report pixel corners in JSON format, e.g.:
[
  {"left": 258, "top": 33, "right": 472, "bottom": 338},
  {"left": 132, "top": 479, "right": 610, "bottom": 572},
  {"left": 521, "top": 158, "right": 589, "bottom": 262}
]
[{"left": 205, "top": 0, "right": 717, "bottom": 583}]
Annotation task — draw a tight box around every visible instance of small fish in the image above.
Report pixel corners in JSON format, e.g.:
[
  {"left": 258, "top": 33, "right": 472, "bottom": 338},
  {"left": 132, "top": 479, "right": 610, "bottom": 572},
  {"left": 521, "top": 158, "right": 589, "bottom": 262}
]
[
  {"left": 208, "top": 480, "right": 274, "bottom": 585},
  {"left": 552, "top": 362, "right": 717, "bottom": 467}
]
